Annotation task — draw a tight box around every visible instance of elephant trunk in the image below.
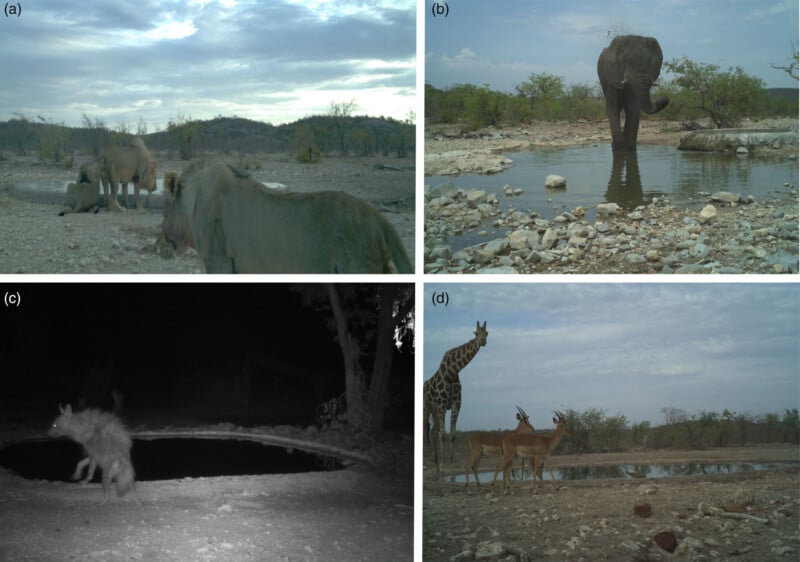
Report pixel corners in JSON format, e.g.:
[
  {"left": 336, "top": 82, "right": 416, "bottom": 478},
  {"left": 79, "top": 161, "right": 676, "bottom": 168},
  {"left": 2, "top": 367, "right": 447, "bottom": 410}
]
[
  {"left": 627, "top": 71, "right": 669, "bottom": 115},
  {"left": 642, "top": 93, "right": 669, "bottom": 114}
]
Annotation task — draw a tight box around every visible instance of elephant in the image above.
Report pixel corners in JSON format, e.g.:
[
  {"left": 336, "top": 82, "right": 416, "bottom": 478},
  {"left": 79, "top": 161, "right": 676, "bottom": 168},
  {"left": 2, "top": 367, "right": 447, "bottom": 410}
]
[{"left": 597, "top": 35, "right": 669, "bottom": 151}]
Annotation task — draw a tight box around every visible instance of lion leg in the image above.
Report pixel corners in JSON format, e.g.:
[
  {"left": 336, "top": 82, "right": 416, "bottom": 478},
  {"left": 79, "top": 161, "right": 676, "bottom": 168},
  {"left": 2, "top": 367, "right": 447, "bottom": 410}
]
[
  {"left": 121, "top": 182, "right": 130, "bottom": 209},
  {"left": 133, "top": 183, "right": 144, "bottom": 210},
  {"left": 107, "top": 172, "right": 125, "bottom": 212}
]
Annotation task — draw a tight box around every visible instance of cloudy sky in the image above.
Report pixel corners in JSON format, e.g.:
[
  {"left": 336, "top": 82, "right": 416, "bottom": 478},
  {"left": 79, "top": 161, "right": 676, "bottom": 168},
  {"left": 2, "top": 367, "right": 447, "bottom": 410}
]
[
  {"left": 0, "top": 0, "right": 416, "bottom": 130},
  {"left": 426, "top": 0, "right": 799, "bottom": 92},
  {"left": 424, "top": 283, "right": 799, "bottom": 431}
]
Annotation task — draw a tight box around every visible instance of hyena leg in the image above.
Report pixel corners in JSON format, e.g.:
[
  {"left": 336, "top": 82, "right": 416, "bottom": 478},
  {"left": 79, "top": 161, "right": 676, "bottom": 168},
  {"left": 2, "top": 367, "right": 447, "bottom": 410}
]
[
  {"left": 100, "top": 460, "right": 117, "bottom": 504},
  {"left": 72, "top": 457, "right": 96, "bottom": 484}
]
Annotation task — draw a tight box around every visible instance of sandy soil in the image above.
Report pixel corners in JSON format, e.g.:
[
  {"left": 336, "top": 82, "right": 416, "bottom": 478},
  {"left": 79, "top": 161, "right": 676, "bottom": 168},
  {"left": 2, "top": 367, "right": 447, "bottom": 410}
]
[
  {"left": 0, "top": 426, "right": 413, "bottom": 561},
  {"left": 0, "top": 153, "right": 415, "bottom": 274},
  {"left": 424, "top": 445, "right": 799, "bottom": 561}
]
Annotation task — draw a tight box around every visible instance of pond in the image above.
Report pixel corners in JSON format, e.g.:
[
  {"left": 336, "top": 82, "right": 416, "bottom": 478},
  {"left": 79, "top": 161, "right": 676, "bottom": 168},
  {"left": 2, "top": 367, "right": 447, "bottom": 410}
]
[
  {"left": 426, "top": 144, "right": 796, "bottom": 225},
  {"left": 453, "top": 462, "right": 790, "bottom": 484},
  {"left": 0, "top": 437, "right": 343, "bottom": 482},
  {"left": 12, "top": 179, "right": 287, "bottom": 207}
]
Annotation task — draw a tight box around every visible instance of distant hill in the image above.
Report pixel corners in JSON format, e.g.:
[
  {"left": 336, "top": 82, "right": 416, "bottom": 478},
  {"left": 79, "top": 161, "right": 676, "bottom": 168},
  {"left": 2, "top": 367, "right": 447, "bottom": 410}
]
[
  {"left": 766, "top": 88, "right": 798, "bottom": 101},
  {"left": 0, "top": 114, "right": 415, "bottom": 160}
]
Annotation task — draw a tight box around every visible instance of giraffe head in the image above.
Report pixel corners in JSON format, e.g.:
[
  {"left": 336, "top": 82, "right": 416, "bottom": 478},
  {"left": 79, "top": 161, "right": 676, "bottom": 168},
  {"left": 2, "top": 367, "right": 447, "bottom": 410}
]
[{"left": 474, "top": 321, "right": 488, "bottom": 347}]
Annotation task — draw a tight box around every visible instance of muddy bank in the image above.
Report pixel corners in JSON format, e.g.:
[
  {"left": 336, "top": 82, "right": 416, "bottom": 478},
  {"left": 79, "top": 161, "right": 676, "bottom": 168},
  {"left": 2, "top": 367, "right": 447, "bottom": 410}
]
[
  {"left": 424, "top": 445, "right": 800, "bottom": 562},
  {"left": 0, "top": 153, "right": 415, "bottom": 274}
]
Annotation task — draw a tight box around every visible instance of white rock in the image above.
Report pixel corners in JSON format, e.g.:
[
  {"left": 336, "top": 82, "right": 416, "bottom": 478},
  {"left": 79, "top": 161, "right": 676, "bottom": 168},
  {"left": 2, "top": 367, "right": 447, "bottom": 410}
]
[
  {"left": 698, "top": 204, "right": 717, "bottom": 224},
  {"left": 596, "top": 203, "right": 620, "bottom": 215},
  {"left": 541, "top": 228, "right": 558, "bottom": 249},
  {"left": 711, "top": 191, "right": 742, "bottom": 203},
  {"left": 544, "top": 174, "right": 566, "bottom": 189}
]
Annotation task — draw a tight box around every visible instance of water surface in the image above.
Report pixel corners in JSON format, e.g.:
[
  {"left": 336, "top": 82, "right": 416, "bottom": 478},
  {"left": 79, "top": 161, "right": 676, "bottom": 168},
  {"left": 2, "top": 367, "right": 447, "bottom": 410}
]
[
  {"left": 428, "top": 144, "right": 795, "bottom": 220},
  {"left": 454, "top": 462, "right": 789, "bottom": 484}
]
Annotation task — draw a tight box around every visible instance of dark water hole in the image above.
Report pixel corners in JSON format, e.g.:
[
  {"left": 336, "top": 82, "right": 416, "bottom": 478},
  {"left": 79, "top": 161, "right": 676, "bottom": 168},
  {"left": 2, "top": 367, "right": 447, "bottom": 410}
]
[
  {"left": 428, "top": 144, "right": 796, "bottom": 247},
  {"left": 0, "top": 438, "right": 343, "bottom": 483},
  {"left": 453, "top": 462, "right": 790, "bottom": 484}
]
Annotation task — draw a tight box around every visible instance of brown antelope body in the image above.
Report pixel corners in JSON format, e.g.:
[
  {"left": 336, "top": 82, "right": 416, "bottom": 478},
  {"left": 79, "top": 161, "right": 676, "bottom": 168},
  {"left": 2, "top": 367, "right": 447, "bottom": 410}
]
[
  {"left": 464, "top": 406, "right": 533, "bottom": 490},
  {"left": 492, "top": 411, "right": 568, "bottom": 494}
]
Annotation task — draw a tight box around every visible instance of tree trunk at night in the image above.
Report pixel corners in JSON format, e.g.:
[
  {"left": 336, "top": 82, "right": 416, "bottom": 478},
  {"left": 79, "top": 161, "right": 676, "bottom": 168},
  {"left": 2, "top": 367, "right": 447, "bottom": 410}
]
[
  {"left": 325, "top": 284, "right": 413, "bottom": 434},
  {"left": 326, "top": 284, "right": 369, "bottom": 432}
]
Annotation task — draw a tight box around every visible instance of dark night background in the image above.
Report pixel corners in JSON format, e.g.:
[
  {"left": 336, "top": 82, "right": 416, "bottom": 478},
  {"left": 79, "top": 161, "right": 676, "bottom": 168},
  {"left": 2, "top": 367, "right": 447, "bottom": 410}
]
[{"left": 0, "top": 283, "right": 414, "bottom": 432}]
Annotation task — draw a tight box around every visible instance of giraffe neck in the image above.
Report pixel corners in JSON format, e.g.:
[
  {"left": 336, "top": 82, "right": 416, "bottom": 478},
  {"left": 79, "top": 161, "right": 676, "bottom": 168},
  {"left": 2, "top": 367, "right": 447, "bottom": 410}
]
[{"left": 436, "top": 338, "right": 481, "bottom": 381}]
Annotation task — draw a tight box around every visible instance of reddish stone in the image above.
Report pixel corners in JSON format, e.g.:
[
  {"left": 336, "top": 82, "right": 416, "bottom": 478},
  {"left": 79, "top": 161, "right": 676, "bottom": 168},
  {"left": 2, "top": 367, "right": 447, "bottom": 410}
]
[
  {"left": 653, "top": 531, "right": 678, "bottom": 553},
  {"left": 634, "top": 501, "right": 652, "bottom": 518}
]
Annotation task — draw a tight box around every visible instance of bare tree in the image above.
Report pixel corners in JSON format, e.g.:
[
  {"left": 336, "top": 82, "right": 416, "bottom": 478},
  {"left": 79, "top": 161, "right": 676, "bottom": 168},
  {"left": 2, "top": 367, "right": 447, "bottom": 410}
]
[
  {"left": 771, "top": 42, "right": 799, "bottom": 80},
  {"left": 328, "top": 99, "right": 357, "bottom": 156}
]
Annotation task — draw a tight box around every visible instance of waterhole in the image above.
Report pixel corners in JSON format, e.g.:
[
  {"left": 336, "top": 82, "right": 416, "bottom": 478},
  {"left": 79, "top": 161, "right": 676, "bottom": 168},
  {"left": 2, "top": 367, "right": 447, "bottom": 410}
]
[
  {"left": 427, "top": 144, "right": 796, "bottom": 249},
  {"left": 453, "top": 462, "right": 789, "bottom": 484},
  {"left": 0, "top": 437, "right": 343, "bottom": 482}
]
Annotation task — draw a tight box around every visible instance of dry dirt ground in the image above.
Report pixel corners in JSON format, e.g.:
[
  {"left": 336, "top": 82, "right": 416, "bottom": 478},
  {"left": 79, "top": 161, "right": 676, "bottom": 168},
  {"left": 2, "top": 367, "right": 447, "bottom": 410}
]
[
  {"left": 0, "top": 153, "right": 415, "bottom": 274},
  {"left": 424, "top": 445, "right": 799, "bottom": 561},
  {"left": 0, "top": 426, "right": 413, "bottom": 561}
]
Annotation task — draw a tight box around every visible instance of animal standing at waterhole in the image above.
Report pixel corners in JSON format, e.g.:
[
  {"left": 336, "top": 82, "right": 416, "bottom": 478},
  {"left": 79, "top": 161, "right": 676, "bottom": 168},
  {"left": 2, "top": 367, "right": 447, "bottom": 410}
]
[
  {"left": 160, "top": 162, "right": 412, "bottom": 273},
  {"left": 597, "top": 35, "right": 669, "bottom": 151}
]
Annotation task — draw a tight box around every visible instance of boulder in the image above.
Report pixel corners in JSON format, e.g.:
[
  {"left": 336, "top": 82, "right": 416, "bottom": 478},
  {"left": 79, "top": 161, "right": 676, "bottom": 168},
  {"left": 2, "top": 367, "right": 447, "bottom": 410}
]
[{"left": 545, "top": 174, "right": 566, "bottom": 189}]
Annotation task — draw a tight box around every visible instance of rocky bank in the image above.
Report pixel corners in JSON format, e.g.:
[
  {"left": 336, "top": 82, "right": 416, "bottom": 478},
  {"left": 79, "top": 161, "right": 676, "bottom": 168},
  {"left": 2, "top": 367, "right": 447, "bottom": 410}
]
[{"left": 424, "top": 119, "right": 799, "bottom": 274}]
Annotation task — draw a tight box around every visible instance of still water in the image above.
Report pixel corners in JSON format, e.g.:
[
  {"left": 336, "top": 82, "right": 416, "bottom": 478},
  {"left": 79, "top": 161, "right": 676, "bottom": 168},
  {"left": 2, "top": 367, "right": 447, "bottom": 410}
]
[
  {"left": 453, "top": 462, "right": 787, "bottom": 484},
  {"left": 427, "top": 145, "right": 796, "bottom": 222}
]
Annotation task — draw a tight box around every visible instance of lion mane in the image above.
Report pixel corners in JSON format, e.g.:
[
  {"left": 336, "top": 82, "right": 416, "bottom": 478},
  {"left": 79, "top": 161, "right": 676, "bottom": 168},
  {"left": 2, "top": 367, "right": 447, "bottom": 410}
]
[
  {"left": 98, "top": 137, "right": 157, "bottom": 211},
  {"left": 161, "top": 162, "right": 412, "bottom": 274}
]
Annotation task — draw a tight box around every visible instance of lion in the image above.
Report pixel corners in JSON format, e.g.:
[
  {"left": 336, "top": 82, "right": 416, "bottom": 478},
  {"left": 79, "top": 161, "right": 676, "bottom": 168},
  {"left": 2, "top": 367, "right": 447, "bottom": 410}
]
[
  {"left": 98, "top": 137, "right": 157, "bottom": 211},
  {"left": 58, "top": 162, "right": 100, "bottom": 216},
  {"left": 161, "top": 162, "right": 413, "bottom": 273}
]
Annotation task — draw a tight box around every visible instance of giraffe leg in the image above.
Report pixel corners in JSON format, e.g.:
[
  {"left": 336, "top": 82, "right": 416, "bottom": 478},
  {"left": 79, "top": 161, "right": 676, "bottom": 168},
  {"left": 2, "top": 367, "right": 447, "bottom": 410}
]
[
  {"left": 433, "top": 411, "right": 446, "bottom": 476},
  {"left": 423, "top": 403, "right": 430, "bottom": 446},
  {"left": 448, "top": 400, "right": 460, "bottom": 465}
]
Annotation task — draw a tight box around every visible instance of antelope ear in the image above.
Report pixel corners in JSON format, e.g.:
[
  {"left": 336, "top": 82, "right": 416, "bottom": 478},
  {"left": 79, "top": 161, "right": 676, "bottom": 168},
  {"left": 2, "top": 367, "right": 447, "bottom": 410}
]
[{"left": 516, "top": 413, "right": 522, "bottom": 420}]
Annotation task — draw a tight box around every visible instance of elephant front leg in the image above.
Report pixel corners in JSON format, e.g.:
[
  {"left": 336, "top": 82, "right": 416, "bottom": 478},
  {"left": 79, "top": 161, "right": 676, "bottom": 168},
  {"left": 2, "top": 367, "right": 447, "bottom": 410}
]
[
  {"left": 606, "top": 107, "right": 624, "bottom": 148},
  {"left": 622, "top": 108, "right": 641, "bottom": 150}
]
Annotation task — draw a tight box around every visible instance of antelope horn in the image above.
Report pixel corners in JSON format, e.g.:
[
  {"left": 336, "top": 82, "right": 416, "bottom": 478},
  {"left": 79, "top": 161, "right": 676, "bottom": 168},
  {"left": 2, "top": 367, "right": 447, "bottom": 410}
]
[{"left": 516, "top": 405, "right": 528, "bottom": 420}]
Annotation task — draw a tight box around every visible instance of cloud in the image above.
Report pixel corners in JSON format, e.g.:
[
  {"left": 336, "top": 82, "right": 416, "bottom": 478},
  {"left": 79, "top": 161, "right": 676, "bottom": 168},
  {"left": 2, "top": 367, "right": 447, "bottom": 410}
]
[
  {"left": 425, "top": 284, "right": 800, "bottom": 430},
  {"left": 0, "top": 0, "right": 415, "bottom": 126}
]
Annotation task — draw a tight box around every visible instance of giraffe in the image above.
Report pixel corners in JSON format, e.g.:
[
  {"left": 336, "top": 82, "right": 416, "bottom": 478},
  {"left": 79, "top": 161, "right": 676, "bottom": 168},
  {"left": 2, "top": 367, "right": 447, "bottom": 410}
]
[{"left": 424, "top": 321, "right": 488, "bottom": 476}]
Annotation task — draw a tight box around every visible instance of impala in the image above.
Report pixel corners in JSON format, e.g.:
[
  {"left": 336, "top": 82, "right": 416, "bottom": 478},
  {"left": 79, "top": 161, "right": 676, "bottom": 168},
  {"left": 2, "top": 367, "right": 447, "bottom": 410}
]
[
  {"left": 464, "top": 405, "right": 534, "bottom": 490},
  {"left": 492, "top": 411, "right": 568, "bottom": 494}
]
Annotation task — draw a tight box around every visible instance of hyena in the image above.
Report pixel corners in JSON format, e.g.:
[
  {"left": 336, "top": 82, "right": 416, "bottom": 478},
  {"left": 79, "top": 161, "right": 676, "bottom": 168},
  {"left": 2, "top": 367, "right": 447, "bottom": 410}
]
[{"left": 47, "top": 404, "right": 140, "bottom": 504}]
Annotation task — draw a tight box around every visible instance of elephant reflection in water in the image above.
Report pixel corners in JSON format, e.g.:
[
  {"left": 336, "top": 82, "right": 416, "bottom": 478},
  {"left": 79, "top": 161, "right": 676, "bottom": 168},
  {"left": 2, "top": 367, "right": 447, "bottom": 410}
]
[
  {"left": 605, "top": 150, "right": 644, "bottom": 209},
  {"left": 598, "top": 35, "right": 669, "bottom": 151}
]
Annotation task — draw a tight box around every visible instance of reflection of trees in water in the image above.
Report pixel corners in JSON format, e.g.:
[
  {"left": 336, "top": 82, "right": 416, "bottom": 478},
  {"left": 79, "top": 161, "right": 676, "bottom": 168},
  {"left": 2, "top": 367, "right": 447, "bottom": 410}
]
[
  {"left": 555, "top": 465, "right": 627, "bottom": 481},
  {"left": 453, "top": 462, "right": 771, "bottom": 483},
  {"left": 671, "top": 152, "right": 755, "bottom": 201}
]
